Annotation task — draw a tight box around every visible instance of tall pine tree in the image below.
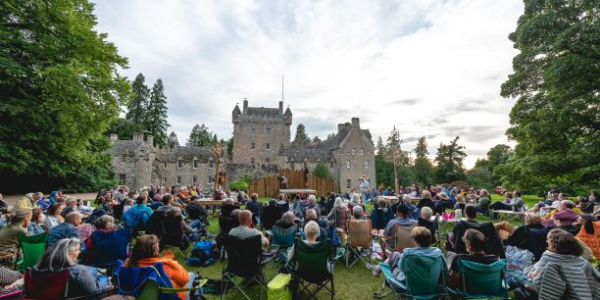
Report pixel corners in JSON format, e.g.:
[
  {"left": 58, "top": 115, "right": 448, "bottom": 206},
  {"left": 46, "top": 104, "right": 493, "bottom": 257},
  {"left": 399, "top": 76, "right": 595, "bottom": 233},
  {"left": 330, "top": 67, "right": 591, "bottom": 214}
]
[
  {"left": 187, "top": 124, "right": 217, "bottom": 147},
  {"left": 291, "top": 124, "right": 311, "bottom": 147},
  {"left": 167, "top": 131, "right": 179, "bottom": 148},
  {"left": 414, "top": 137, "right": 429, "bottom": 158},
  {"left": 146, "top": 79, "right": 169, "bottom": 147},
  {"left": 127, "top": 73, "right": 149, "bottom": 123},
  {"left": 434, "top": 136, "right": 467, "bottom": 183}
]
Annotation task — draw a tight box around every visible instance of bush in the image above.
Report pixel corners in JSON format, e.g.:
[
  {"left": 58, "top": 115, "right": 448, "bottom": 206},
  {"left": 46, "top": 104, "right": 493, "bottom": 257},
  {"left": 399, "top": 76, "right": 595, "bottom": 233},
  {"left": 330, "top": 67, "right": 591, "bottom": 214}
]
[
  {"left": 240, "top": 174, "right": 254, "bottom": 185},
  {"left": 312, "top": 163, "right": 334, "bottom": 180},
  {"left": 229, "top": 180, "right": 249, "bottom": 192}
]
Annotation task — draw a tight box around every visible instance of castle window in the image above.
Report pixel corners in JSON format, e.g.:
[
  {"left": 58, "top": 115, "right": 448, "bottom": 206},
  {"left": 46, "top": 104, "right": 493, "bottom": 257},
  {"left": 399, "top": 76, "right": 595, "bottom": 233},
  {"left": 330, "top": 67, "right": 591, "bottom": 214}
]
[
  {"left": 361, "top": 148, "right": 365, "bottom": 155},
  {"left": 177, "top": 160, "right": 183, "bottom": 169},
  {"left": 347, "top": 179, "right": 351, "bottom": 189},
  {"left": 192, "top": 175, "right": 197, "bottom": 184},
  {"left": 265, "top": 158, "right": 270, "bottom": 163},
  {"left": 251, "top": 143, "right": 255, "bottom": 150},
  {"left": 265, "top": 143, "right": 270, "bottom": 150},
  {"left": 177, "top": 176, "right": 182, "bottom": 185},
  {"left": 208, "top": 176, "right": 213, "bottom": 184},
  {"left": 346, "top": 161, "right": 351, "bottom": 169},
  {"left": 118, "top": 174, "right": 126, "bottom": 185},
  {"left": 351, "top": 148, "right": 356, "bottom": 155},
  {"left": 208, "top": 158, "right": 214, "bottom": 169},
  {"left": 120, "top": 155, "right": 127, "bottom": 164},
  {"left": 365, "top": 161, "right": 369, "bottom": 169},
  {"left": 193, "top": 159, "right": 198, "bottom": 169},
  {"left": 251, "top": 128, "right": 256, "bottom": 135},
  {"left": 250, "top": 158, "right": 255, "bottom": 165},
  {"left": 266, "top": 127, "right": 271, "bottom": 134}
]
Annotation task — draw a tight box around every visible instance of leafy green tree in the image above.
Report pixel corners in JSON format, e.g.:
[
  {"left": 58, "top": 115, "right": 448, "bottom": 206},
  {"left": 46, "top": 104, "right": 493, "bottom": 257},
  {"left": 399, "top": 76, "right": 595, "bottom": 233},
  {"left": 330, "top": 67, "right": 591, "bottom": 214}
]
[
  {"left": 0, "top": 0, "right": 130, "bottom": 190},
  {"left": 500, "top": 0, "right": 600, "bottom": 188},
  {"left": 414, "top": 136, "right": 429, "bottom": 158},
  {"left": 145, "top": 79, "right": 169, "bottom": 146},
  {"left": 291, "top": 124, "right": 311, "bottom": 147},
  {"left": 313, "top": 162, "right": 334, "bottom": 180},
  {"left": 413, "top": 156, "right": 435, "bottom": 186},
  {"left": 240, "top": 174, "right": 254, "bottom": 185},
  {"left": 127, "top": 73, "right": 149, "bottom": 123},
  {"left": 435, "top": 136, "right": 467, "bottom": 183},
  {"left": 467, "top": 160, "right": 494, "bottom": 189},
  {"left": 167, "top": 131, "right": 179, "bottom": 148},
  {"left": 486, "top": 144, "right": 512, "bottom": 173},
  {"left": 187, "top": 124, "right": 217, "bottom": 147},
  {"left": 105, "top": 118, "right": 142, "bottom": 140},
  {"left": 226, "top": 137, "right": 234, "bottom": 156}
]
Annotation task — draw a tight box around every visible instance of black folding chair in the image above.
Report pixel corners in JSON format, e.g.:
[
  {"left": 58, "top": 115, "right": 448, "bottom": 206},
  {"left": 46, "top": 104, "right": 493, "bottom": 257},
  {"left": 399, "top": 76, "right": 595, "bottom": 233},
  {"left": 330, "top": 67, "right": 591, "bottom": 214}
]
[
  {"left": 220, "top": 234, "right": 269, "bottom": 300},
  {"left": 262, "top": 205, "right": 283, "bottom": 231}
]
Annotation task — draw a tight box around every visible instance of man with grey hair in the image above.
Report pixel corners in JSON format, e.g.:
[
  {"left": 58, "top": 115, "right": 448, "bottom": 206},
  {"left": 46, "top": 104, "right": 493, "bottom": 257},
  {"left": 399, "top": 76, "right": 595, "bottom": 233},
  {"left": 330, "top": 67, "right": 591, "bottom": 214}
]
[
  {"left": 352, "top": 206, "right": 365, "bottom": 219},
  {"left": 48, "top": 212, "right": 84, "bottom": 250}
]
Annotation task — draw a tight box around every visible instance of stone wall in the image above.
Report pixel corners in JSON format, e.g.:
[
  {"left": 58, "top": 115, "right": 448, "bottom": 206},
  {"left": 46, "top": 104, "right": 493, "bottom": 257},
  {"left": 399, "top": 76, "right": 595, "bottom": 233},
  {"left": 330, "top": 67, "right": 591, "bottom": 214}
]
[{"left": 333, "top": 118, "right": 376, "bottom": 192}]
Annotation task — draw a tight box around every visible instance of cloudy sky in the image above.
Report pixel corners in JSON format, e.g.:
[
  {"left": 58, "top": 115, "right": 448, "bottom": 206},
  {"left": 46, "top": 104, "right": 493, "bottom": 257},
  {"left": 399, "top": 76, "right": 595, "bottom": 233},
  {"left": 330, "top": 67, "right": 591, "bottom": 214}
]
[{"left": 92, "top": 0, "right": 523, "bottom": 168}]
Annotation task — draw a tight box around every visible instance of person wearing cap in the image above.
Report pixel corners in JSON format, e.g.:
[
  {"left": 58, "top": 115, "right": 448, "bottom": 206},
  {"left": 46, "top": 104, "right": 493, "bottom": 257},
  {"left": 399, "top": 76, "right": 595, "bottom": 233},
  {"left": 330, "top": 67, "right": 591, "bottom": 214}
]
[
  {"left": 0, "top": 208, "right": 32, "bottom": 265},
  {"left": 381, "top": 204, "right": 417, "bottom": 251}
]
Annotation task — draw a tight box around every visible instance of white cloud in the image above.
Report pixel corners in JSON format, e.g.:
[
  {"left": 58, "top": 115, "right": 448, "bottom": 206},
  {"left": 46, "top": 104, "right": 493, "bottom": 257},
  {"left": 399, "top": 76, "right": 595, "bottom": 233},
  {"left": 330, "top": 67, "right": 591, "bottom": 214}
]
[{"left": 92, "top": 0, "right": 523, "bottom": 168}]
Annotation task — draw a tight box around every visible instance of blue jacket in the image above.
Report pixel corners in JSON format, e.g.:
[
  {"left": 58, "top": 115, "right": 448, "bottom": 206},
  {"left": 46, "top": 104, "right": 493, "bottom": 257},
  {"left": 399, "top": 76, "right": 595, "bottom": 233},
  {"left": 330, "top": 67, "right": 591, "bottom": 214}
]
[{"left": 48, "top": 223, "right": 84, "bottom": 250}]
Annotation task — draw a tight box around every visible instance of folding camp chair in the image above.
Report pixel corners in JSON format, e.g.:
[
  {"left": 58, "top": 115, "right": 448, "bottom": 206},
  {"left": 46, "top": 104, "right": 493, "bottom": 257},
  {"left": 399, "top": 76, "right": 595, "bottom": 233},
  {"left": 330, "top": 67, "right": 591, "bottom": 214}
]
[
  {"left": 114, "top": 260, "right": 206, "bottom": 300},
  {"left": 292, "top": 238, "right": 334, "bottom": 300},
  {"left": 375, "top": 254, "right": 448, "bottom": 300},
  {"left": 221, "top": 234, "right": 269, "bottom": 300},
  {"left": 23, "top": 267, "right": 109, "bottom": 300},
  {"left": 345, "top": 219, "right": 373, "bottom": 268},
  {"left": 383, "top": 223, "right": 417, "bottom": 255},
  {"left": 92, "top": 228, "right": 132, "bottom": 270},
  {"left": 147, "top": 210, "right": 189, "bottom": 259},
  {"left": 270, "top": 224, "right": 298, "bottom": 262},
  {"left": 262, "top": 205, "right": 283, "bottom": 231},
  {"left": 17, "top": 232, "right": 47, "bottom": 271},
  {"left": 448, "top": 259, "right": 509, "bottom": 299},
  {"left": 0, "top": 289, "right": 23, "bottom": 299}
]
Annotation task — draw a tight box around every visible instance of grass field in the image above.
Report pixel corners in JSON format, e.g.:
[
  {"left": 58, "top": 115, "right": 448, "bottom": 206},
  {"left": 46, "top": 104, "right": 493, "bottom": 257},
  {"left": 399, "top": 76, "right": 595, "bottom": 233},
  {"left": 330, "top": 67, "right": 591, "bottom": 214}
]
[{"left": 165, "top": 194, "right": 544, "bottom": 300}]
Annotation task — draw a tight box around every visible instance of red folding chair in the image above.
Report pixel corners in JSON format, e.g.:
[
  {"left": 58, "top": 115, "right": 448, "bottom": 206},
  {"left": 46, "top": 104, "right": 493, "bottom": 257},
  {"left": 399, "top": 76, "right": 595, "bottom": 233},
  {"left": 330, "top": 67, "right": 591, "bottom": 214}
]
[{"left": 22, "top": 268, "right": 69, "bottom": 300}]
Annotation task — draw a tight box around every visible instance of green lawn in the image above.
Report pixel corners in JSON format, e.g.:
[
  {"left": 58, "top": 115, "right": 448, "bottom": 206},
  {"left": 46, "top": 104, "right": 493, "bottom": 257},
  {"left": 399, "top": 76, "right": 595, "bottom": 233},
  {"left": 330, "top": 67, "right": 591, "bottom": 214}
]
[{"left": 167, "top": 194, "right": 545, "bottom": 299}]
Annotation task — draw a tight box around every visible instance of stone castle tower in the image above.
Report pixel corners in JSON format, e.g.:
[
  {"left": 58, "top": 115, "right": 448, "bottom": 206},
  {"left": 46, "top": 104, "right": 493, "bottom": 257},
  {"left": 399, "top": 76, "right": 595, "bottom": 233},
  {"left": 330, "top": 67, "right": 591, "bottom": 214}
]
[{"left": 231, "top": 98, "right": 292, "bottom": 166}]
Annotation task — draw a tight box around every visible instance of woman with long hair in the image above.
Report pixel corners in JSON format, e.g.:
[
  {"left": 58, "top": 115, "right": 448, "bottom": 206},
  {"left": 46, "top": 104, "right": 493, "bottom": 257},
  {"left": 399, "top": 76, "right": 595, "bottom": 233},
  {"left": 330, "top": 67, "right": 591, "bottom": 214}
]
[
  {"left": 34, "top": 238, "right": 107, "bottom": 298},
  {"left": 44, "top": 203, "right": 64, "bottom": 231},
  {"left": 126, "top": 235, "right": 193, "bottom": 299}
]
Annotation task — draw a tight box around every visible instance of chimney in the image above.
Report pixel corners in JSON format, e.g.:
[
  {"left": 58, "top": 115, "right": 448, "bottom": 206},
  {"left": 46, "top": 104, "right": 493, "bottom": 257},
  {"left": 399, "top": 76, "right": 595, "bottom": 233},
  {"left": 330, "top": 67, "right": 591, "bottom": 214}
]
[
  {"left": 279, "top": 101, "right": 283, "bottom": 114},
  {"left": 110, "top": 134, "right": 118, "bottom": 143},
  {"left": 337, "top": 124, "right": 345, "bottom": 133},
  {"left": 146, "top": 134, "right": 154, "bottom": 147},
  {"left": 133, "top": 132, "right": 143, "bottom": 142},
  {"left": 243, "top": 98, "right": 248, "bottom": 112},
  {"left": 351, "top": 117, "right": 360, "bottom": 128}
]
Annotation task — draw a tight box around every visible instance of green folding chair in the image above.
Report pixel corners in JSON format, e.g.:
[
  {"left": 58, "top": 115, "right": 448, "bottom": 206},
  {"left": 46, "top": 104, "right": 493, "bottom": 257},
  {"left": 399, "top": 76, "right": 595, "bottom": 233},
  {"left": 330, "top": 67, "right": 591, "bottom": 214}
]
[
  {"left": 292, "top": 238, "right": 334, "bottom": 300},
  {"left": 449, "top": 258, "right": 510, "bottom": 299},
  {"left": 377, "top": 253, "right": 448, "bottom": 300},
  {"left": 17, "top": 232, "right": 47, "bottom": 271}
]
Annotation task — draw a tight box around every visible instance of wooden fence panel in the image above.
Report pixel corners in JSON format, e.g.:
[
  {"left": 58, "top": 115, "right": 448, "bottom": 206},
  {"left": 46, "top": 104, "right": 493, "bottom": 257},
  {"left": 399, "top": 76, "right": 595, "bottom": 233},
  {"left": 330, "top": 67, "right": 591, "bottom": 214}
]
[{"left": 248, "top": 169, "right": 338, "bottom": 198}]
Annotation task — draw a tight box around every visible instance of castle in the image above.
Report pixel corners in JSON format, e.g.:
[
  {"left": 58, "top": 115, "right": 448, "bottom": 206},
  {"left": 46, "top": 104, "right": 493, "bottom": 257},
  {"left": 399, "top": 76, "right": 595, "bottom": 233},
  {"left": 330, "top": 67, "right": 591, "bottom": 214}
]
[{"left": 110, "top": 99, "right": 376, "bottom": 193}]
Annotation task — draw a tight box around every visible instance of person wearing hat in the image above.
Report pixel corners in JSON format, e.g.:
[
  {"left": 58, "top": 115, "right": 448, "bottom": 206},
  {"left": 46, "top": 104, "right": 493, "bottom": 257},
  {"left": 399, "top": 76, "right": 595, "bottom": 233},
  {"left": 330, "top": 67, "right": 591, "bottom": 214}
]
[
  {"left": 0, "top": 208, "right": 32, "bottom": 265},
  {"left": 434, "top": 192, "right": 453, "bottom": 214},
  {"left": 380, "top": 204, "right": 417, "bottom": 252}
]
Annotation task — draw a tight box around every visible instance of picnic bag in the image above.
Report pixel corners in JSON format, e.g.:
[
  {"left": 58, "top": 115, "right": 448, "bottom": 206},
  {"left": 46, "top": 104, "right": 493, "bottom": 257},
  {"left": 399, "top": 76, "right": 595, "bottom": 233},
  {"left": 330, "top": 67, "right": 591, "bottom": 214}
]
[{"left": 268, "top": 273, "right": 292, "bottom": 300}]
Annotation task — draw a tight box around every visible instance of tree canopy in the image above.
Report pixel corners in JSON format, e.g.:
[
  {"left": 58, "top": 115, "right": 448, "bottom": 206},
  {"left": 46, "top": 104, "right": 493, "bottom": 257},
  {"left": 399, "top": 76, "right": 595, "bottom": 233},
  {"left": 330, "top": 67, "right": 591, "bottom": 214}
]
[
  {"left": 291, "top": 123, "right": 311, "bottom": 147},
  {"left": 499, "top": 0, "right": 600, "bottom": 190},
  {"left": 435, "top": 136, "right": 467, "bottom": 183},
  {"left": 187, "top": 123, "right": 217, "bottom": 147},
  {"left": 0, "top": 0, "right": 130, "bottom": 191},
  {"left": 127, "top": 73, "right": 149, "bottom": 123}
]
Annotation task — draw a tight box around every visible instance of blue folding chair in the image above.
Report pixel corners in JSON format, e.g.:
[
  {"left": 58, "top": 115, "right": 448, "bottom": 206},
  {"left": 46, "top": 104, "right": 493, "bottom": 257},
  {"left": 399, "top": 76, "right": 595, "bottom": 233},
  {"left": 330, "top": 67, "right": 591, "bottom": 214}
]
[{"left": 92, "top": 228, "right": 132, "bottom": 268}]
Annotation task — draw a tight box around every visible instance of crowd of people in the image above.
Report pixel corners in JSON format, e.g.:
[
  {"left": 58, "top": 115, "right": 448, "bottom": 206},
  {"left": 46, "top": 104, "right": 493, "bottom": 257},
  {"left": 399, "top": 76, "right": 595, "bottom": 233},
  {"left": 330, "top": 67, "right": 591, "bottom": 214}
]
[{"left": 0, "top": 184, "right": 597, "bottom": 299}]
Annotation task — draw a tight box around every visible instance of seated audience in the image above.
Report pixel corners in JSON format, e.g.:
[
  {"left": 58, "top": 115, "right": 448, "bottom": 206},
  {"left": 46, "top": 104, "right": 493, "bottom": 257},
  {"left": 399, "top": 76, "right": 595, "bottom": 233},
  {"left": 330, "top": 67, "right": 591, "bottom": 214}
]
[
  {"left": 434, "top": 192, "right": 453, "bottom": 214},
  {"left": 417, "top": 207, "right": 437, "bottom": 239},
  {"left": 327, "top": 197, "right": 351, "bottom": 232},
  {"left": 576, "top": 218, "right": 600, "bottom": 259},
  {"left": 126, "top": 234, "right": 193, "bottom": 300},
  {"left": 381, "top": 204, "right": 417, "bottom": 251},
  {"left": 246, "top": 193, "right": 263, "bottom": 226},
  {"left": 449, "top": 205, "right": 478, "bottom": 246},
  {"left": 61, "top": 198, "right": 80, "bottom": 218},
  {"left": 518, "top": 229, "right": 600, "bottom": 299},
  {"left": 367, "top": 226, "right": 442, "bottom": 279},
  {"left": 417, "top": 190, "right": 434, "bottom": 209},
  {"left": 401, "top": 194, "right": 419, "bottom": 219},
  {"left": 0, "top": 208, "right": 32, "bottom": 264},
  {"left": 371, "top": 199, "right": 393, "bottom": 235},
  {"left": 274, "top": 211, "right": 296, "bottom": 229},
  {"left": 305, "top": 209, "right": 328, "bottom": 240},
  {"left": 229, "top": 210, "right": 269, "bottom": 247},
  {"left": 449, "top": 229, "right": 499, "bottom": 287},
  {"left": 28, "top": 207, "right": 45, "bottom": 235},
  {"left": 124, "top": 195, "right": 153, "bottom": 229},
  {"left": 16, "top": 193, "right": 34, "bottom": 209},
  {"left": 475, "top": 189, "right": 491, "bottom": 215},
  {"left": 45, "top": 203, "right": 65, "bottom": 231},
  {"left": 503, "top": 213, "right": 548, "bottom": 261},
  {"left": 490, "top": 190, "right": 525, "bottom": 212},
  {"left": 34, "top": 238, "right": 108, "bottom": 298},
  {"left": 47, "top": 212, "right": 84, "bottom": 250}
]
